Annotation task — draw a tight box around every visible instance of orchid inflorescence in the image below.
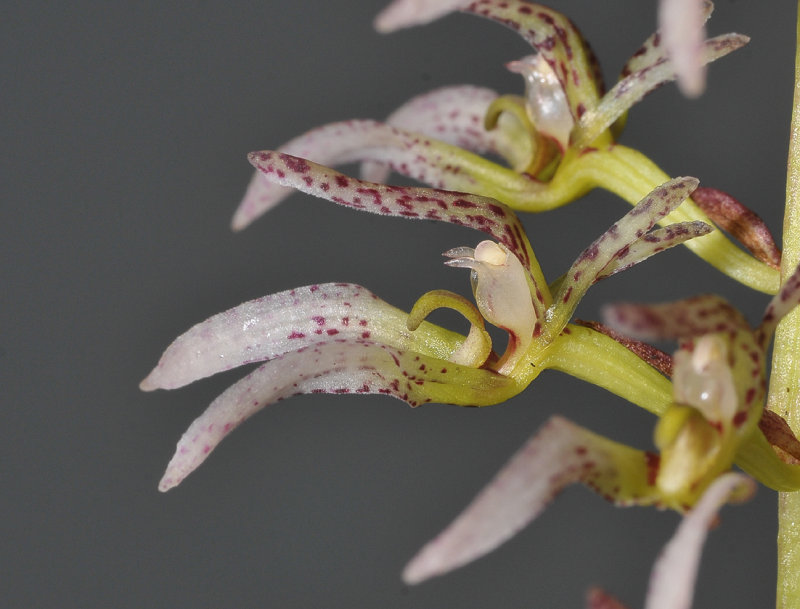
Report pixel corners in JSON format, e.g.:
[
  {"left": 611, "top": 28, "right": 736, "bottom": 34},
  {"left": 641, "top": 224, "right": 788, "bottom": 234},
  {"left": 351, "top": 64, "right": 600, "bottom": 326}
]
[{"left": 142, "top": 2, "right": 800, "bottom": 608}]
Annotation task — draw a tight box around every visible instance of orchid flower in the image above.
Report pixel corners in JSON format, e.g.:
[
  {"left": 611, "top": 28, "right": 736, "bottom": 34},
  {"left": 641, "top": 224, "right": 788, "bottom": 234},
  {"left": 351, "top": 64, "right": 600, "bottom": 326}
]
[
  {"left": 377, "top": 0, "right": 710, "bottom": 97},
  {"left": 399, "top": 250, "right": 800, "bottom": 588},
  {"left": 235, "top": 0, "right": 779, "bottom": 295},
  {"left": 141, "top": 176, "right": 708, "bottom": 491}
]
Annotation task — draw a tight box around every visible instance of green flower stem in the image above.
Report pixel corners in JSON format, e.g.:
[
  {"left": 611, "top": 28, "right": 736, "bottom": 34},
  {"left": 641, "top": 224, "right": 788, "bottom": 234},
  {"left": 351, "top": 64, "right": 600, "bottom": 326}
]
[
  {"left": 555, "top": 145, "right": 780, "bottom": 295},
  {"left": 540, "top": 324, "right": 673, "bottom": 416},
  {"left": 476, "top": 143, "right": 780, "bottom": 293},
  {"left": 768, "top": 4, "right": 800, "bottom": 606}
]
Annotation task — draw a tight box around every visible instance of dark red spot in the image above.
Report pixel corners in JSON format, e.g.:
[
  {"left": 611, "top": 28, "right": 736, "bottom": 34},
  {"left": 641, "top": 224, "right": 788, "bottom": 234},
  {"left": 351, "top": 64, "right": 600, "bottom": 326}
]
[
  {"left": 361, "top": 331, "right": 371, "bottom": 339},
  {"left": 311, "top": 315, "right": 325, "bottom": 326},
  {"left": 287, "top": 331, "right": 305, "bottom": 339},
  {"left": 733, "top": 411, "right": 748, "bottom": 427},
  {"left": 326, "top": 329, "right": 339, "bottom": 336},
  {"left": 284, "top": 155, "right": 310, "bottom": 174},
  {"left": 645, "top": 452, "right": 660, "bottom": 485},
  {"left": 335, "top": 175, "right": 349, "bottom": 188}
]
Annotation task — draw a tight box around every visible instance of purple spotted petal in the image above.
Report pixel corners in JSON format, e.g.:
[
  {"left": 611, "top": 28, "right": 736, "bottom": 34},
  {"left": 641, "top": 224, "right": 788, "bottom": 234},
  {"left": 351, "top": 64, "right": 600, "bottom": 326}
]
[
  {"left": 374, "top": 0, "right": 472, "bottom": 32},
  {"left": 644, "top": 473, "right": 755, "bottom": 609},
  {"left": 140, "top": 283, "right": 464, "bottom": 391},
  {"left": 247, "top": 151, "right": 542, "bottom": 281},
  {"left": 760, "top": 261, "right": 800, "bottom": 341},
  {"left": 361, "top": 85, "right": 532, "bottom": 182},
  {"left": 461, "top": 0, "right": 604, "bottom": 121},
  {"left": 548, "top": 178, "right": 698, "bottom": 336},
  {"left": 602, "top": 294, "right": 747, "bottom": 341},
  {"left": 402, "top": 416, "right": 660, "bottom": 585},
  {"left": 573, "top": 33, "right": 748, "bottom": 148},
  {"left": 596, "top": 221, "right": 712, "bottom": 280},
  {"left": 658, "top": 0, "right": 709, "bottom": 97},
  {"left": 236, "top": 121, "right": 532, "bottom": 231},
  {"left": 159, "top": 341, "right": 513, "bottom": 491}
]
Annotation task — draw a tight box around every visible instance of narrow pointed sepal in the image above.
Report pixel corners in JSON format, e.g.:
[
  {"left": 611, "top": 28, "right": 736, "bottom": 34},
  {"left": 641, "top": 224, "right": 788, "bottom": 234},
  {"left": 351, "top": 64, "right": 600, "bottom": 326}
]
[
  {"left": 140, "top": 283, "right": 465, "bottom": 391},
  {"left": 159, "top": 341, "right": 516, "bottom": 492},
  {"left": 644, "top": 473, "right": 755, "bottom": 609},
  {"left": 402, "top": 416, "right": 660, "bottom": 584},
  {"left": 247, "top": 151, "right": 544, "bottom": 281}
]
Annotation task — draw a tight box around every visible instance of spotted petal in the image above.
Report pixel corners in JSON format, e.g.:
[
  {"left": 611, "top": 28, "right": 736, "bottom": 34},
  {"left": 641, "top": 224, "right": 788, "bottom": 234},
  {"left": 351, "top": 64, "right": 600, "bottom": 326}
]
[
  {"left": 158, "top": 340, "right": 517, "bottom": 492},
  {"left": 603, "top": 294, "right": 747, "bottom": 341},
  {"left": 247, "top": 152, "right": 545, "bottom": 290},
  {"left": 547, "top": 177, "right": 700, "bottom": 337},
  {"left": 360, "top": 85, "right": 532, "bottom": 182},
  {"left": 140, "top": 283, "right": 466, "bottom": 391},
  {"left": 238, "top": 123, "right": 541, "bottom": 231},
  {"left": 596, "top": 221, "right": 712, "bottom": 280},
  {"left": 645, "top": 473, "right": 755, "bottom": 609},
  {"left": 573, "top": 33, "right": 749, "bottom": 148},
  {"left": 402, "top": 416, "right": 661, "bottom": 585}
]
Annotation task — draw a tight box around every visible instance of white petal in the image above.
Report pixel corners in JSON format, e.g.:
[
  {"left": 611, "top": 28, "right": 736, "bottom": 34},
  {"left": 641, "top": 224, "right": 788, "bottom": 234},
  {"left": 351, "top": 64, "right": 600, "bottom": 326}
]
[{"left": 645, "top": 473, "right": 755, "bottom": 609}]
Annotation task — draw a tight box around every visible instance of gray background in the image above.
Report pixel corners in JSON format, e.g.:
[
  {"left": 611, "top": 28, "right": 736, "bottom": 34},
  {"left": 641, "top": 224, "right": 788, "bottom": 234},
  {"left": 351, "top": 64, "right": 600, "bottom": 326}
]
[{"left": 2, "top": 1, "right": 793, "bottom": 607}]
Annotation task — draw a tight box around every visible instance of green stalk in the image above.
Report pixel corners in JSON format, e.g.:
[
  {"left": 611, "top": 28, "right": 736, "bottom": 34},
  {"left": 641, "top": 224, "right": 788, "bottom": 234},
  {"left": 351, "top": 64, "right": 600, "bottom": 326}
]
[{"left": 768, "top": 4, "right": 800, "bottom": 607}]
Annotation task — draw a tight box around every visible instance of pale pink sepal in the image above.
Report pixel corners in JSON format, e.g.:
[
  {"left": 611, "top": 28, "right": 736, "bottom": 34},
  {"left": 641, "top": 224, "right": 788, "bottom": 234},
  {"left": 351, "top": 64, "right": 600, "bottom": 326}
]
[
  {"left": 158, "top": 340, "right": 509, "bottom": 491},
  {"left": 234, "top": 120, "right": 391, "bottom": 230},
  {"left": 402, "top": 416, "right": 655, "bottom": 585},
  {"left": 374, "top": 0, "right": 471, "bottom": 33},
  {"left": 658, "top": 0, "right": 709, "bottom": 98},
  {"left": 361, "top": 85, "right": 530, "bottom": 182},
  {"left": 140, "top": 283, "right": 462, "bottom": 391},
  {"left": 644, "top": 473, "right": 755, "bottom": 609}
]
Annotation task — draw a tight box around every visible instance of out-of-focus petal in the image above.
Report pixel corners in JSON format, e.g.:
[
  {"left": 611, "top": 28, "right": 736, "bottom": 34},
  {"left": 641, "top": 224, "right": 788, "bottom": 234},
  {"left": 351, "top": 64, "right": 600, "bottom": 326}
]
[
  {"left": 361, "top": 85, "right": 532, "bottom": 182},
  {"left": 547, "top": 177, "right": 699, "bottom": 337},
  {"left": 603, "top": 294, "right": 747, "bottom": 341},
  {"left": 374, "top": 0, "right": 471, "bottom": 32},
  {"left": 644, "top": 473, "right": 755, "bottom": 609},
  {"left": 402, "top": 416, "right": 660, "bottom": 585},
  {"left": 247, "top": 151, "right": 545, "bottom": 287},
  {"left": 158, "top": 340, "right": 517, "bottom": 491},
  {"left": 140, "top": 283, "right": 464, "bottom": 391},
  {"left": 572, "top": 33, "right": 748, "bottom": 148},
  {"left": 658, "top": 0, "right": 709, "bottom": 98}
]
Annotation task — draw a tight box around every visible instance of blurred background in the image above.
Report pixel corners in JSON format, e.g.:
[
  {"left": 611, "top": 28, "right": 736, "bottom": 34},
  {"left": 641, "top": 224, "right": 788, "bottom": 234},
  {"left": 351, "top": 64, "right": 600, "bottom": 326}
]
[{"left": 2, "top": 1, "right": 793, "bottom": 607}]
